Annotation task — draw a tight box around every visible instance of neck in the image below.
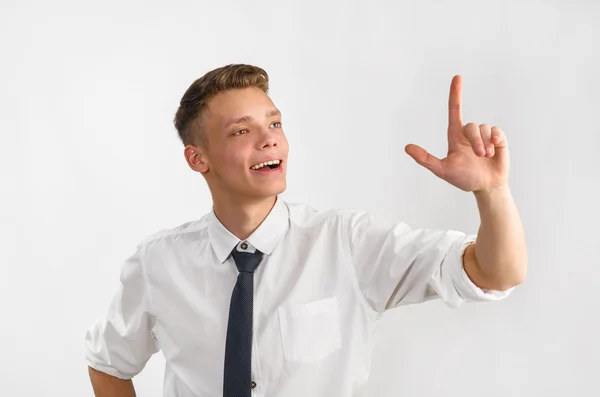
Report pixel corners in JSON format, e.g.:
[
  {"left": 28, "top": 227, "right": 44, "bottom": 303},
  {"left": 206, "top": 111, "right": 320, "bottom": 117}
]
[{"left": 212, "top": 194, "right": 277, "bottom": 241}]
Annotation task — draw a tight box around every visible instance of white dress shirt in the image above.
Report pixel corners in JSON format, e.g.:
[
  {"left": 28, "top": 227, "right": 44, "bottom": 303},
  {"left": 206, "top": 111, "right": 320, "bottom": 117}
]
[{"left": 85, "top": 196, "right": 514, "bottom": 397}]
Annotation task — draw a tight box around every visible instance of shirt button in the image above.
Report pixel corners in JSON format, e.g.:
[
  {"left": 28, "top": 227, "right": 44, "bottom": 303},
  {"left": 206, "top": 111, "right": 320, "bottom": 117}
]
[
  {"left": 241, "top": 242, "right": 248, "bottom": 250},
  {"left": 251, "top": 380, "right": 257, "bottom": 389}
]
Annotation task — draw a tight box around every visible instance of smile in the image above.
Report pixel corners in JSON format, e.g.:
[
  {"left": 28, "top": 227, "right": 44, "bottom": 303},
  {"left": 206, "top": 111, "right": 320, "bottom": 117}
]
[{"left": 250, "top": 159, "right": 282, "bottom": 170}]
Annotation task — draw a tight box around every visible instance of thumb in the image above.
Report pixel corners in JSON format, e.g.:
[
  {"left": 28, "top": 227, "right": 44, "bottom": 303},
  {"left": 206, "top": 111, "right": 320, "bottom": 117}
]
[{"left": 404, "top": 144, "right": 444, "bottom": 179}]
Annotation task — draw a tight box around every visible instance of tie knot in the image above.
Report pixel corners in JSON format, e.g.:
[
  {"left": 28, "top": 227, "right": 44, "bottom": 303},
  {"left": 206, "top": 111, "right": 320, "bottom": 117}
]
[{"left": 230, "top": 249, "right": 263, "bottom": 273}]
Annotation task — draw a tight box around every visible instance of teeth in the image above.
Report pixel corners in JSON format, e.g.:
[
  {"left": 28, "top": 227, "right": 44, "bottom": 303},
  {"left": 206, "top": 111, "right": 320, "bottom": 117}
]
[{"left": 251, "top": 159, "right": 281, "bottom": 170}]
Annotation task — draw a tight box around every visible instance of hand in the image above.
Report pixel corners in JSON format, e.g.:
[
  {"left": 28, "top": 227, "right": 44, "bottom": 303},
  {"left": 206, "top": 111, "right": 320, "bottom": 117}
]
[{"left": 405, "top": 75, "right": 510, "bottom": 193}]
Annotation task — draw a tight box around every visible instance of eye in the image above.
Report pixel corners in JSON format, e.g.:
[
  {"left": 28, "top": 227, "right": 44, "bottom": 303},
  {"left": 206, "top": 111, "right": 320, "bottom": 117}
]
[
  {"left": 234, "top": 129, "right": 249, "bottom": 135},
  {"left": 270, "top": 121, "right": 282, "bottom": 128}
]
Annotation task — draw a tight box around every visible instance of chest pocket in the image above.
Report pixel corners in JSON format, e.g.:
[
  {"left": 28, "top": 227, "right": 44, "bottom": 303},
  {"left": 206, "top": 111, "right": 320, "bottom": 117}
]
[{"left": 277, "top": 296, "right": 342, "bottom": 363}]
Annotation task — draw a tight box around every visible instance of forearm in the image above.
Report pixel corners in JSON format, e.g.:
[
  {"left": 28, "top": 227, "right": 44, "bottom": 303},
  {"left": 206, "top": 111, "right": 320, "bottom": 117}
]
[
  {"left": 88, "top": 366, "right": 136, "bottom": 397},
  {"left": 473, "top": 183, "right": 527, "bottom": 289}
]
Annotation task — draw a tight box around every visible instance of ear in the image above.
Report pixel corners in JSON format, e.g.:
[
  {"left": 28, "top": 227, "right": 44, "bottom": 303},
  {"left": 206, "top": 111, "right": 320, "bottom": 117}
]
[{"left": 184, "top": 145, "right": 210, "bottom": 174}]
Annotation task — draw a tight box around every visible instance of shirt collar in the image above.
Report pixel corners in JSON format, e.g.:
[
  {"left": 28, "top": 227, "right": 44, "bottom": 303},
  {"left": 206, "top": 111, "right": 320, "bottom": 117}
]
[{"left": 207, "top": 195, "right": 289, "bottom": 263}]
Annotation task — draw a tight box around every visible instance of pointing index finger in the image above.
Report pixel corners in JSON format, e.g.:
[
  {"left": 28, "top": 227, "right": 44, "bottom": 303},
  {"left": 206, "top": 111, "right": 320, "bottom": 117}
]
[{"left": 448, "top": 75, "right": 463, "bottom": 128}]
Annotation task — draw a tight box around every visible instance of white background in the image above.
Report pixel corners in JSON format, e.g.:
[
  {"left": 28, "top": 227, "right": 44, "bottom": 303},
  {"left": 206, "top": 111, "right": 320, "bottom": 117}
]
[{"left": 2, "top": 0, "right": 599, "bottom": 396}]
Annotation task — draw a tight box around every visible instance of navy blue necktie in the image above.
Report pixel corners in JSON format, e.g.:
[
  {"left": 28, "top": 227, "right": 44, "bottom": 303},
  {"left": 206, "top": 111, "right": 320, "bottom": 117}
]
[{"left": 223, "top": 246, "right": 264, "bottom": 397}]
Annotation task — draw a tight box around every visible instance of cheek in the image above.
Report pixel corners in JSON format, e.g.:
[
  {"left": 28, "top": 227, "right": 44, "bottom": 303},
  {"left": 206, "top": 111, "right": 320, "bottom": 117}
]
[
  {"left": 279, "top": 133, "right": 290, "bottom": 152},
  {"left": 216, "top": 153, "right": 248, "bottom": 180},
  {"left": 218, "top": 159, "right": 244, "bottom": 176}
]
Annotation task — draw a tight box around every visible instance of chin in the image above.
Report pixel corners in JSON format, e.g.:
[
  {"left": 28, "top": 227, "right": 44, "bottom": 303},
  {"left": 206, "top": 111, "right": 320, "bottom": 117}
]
[{"left": 252, "top": 182, "right": 286, "bottom": 199}]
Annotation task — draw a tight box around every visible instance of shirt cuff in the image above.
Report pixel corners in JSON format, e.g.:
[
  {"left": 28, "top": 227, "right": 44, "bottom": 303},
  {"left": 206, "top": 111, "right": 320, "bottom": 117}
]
[
  {"left": 453, "top": 234, "right": 515, "bottom": 301},
  {"left": 84, "top": 322, "right": 137, "bottom": 380},
  {"left": 433, "top": 233, "right": 515, "bottom": 308},
  {"left": 85, "top": 358, "right": 134, "bottom": 380}
]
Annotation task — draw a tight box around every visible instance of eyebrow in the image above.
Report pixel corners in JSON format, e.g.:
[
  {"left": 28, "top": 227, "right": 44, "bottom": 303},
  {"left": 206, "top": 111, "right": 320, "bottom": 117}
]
[{"left": 224, "top": 109, "right": 281, "bottom": 129}]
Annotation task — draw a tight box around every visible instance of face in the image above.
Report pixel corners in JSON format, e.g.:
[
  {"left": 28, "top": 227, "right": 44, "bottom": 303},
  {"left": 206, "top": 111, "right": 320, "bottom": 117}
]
[{"left": 185, "top": 87, "right": 289, "bottom": 203}]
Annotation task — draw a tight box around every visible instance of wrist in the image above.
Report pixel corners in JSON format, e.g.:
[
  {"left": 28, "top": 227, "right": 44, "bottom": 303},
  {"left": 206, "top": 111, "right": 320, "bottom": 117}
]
[{"left": 473, "top": 183, "right": 511, "bottom": 200}]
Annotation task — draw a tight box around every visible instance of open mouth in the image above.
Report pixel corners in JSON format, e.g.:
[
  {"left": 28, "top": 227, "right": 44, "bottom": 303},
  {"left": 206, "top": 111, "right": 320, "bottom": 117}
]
[{"left": 250, "top": 159, "right": 283, "bottom": 172}]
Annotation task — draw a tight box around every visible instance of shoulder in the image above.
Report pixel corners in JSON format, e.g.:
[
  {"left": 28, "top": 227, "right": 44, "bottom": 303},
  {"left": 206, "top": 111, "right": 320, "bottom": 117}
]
[
  {"left": 136, "top": 214, "right": 210, "bottom": 250},
  {"left": 282, "top": 198, "right": 366, "bottom": 229}
]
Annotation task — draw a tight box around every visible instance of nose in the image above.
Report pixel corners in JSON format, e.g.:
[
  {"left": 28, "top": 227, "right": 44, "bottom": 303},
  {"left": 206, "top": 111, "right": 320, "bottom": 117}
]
[
  {"left": 258, "top": 127, "right": 278, "bottom": 149},
  {"left": 262, "top": 138, "right": 277, "bottom": 149}
]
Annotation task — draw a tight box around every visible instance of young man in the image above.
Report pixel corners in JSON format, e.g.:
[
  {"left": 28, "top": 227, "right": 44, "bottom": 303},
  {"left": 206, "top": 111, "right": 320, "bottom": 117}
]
[{"left": 85, "top": 64, "right": 527, "bottom": 397}]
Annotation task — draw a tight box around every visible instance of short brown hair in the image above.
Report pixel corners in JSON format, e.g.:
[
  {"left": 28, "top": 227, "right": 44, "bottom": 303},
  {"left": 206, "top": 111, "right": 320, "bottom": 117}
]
[{"left": 173, "top": 64, "right": 270, "bottom": 148}]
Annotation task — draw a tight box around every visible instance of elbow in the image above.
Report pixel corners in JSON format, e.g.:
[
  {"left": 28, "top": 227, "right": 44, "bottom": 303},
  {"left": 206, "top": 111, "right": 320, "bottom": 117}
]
[
  {"left": 512, "top": 269, "right": 527, "bottom": 289},
  {"left": 513, "top": 256, "right": 528, "bottom": 285},
  {"left": 481, "top": 259, "right": 527, "bottom": 291},
  {"left": 498, "top": 260, "right": 528, "bottom": 290}
]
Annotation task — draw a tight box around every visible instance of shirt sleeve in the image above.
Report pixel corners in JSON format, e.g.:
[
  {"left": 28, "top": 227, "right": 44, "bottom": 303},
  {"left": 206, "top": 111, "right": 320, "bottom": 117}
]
[
  {"left": 84, "top": 243, "right": 159, "bottom": 380},
  {"left": 341, "top": 209, "right": 515, "bottom": 313}
]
